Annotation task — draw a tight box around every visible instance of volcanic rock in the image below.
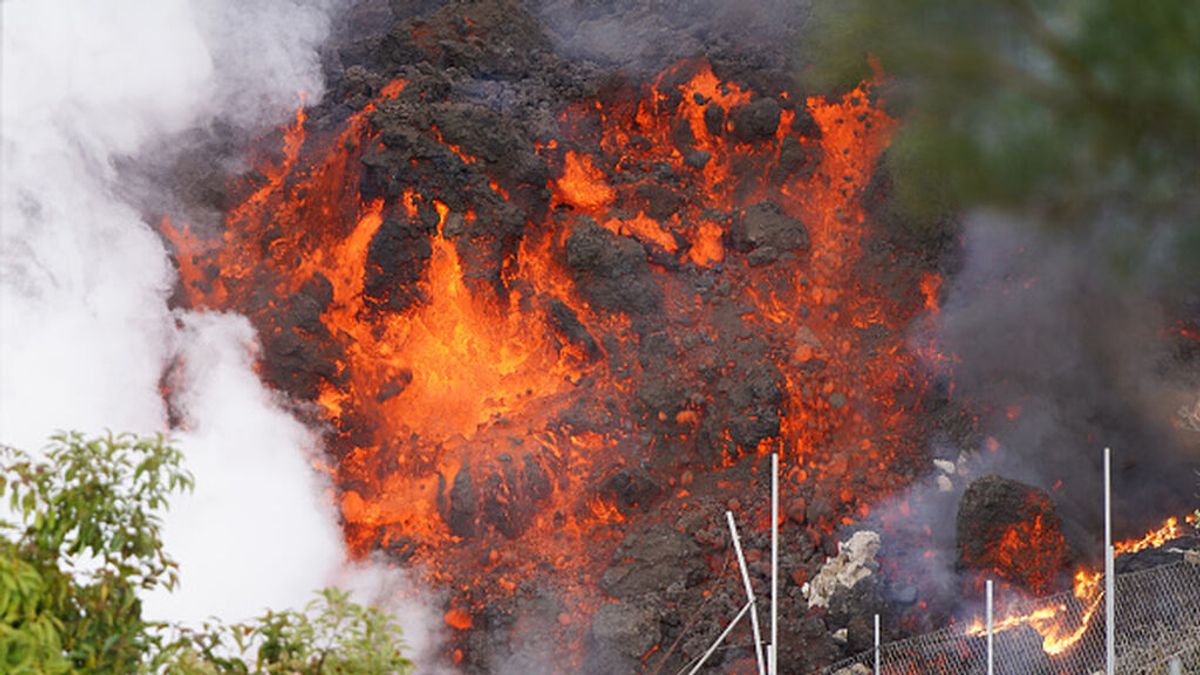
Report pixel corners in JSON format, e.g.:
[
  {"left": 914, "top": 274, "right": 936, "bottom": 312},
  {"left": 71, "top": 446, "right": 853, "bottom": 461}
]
[
  {"left": 433, "top": 103, "right": 548, "bottom": 189},
  {"left": 589, "top": 602, "right": 659, "bottom": 659},
  {"left": 597, "top": 466, "right": 663, "bottom": 513},
  {"left": 788, "top": 497, "right": 808, "bottom": 524},
  {"left": 635, "top": 182, "right": 683, "bottom": 220},
  {"left": 775, "top": 135, "right": 820, "bottom": 181},
  {"left": 253, "top": 274, "right": 342, "bottom": 400},
  {"left": 703, "top": 103, "right": 725, "bottom": 137},
  {"left": 731, "top": 201, "right": 809, "bottom": 265},
  {"left": 697, "top": 362, "right": 784, "bottom": 459},
  {"left": 547, "top": 298, "right": 600, "bottom": 359},
  {"left": 956, "top": 475, "right": 1070, "bottom": 595},
  {"left": 729, "top": 97, "right": 782, "bottom": 142},
  {"left": 159, "top": 2, "right": 972, "bottom": 672},
  {"left": 446, "top": 464, "right": 478, "bottom": 538},
  {"left": 259, "top": 313, "right": 341, "bottom": 400},
  {"left": 600, "top": 524, "right": 703, "bottom": 599},
  {"left": 564, "top": 219, "right": 662, "bottom": 318},
  {"left": 365, "top": 213, "right": 435, "bottom": 313},
  {"left": 1115, "top": 534, "right": 1200, "bottom": 573}
]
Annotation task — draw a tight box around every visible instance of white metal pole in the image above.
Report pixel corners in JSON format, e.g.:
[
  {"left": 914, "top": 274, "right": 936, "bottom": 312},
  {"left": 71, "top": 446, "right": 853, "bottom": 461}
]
[
  {"left": 1168, "top": 654, "right": 1182, "bottom": 675},
  {"left": 770, "top": 453, "right": 779, "bottom": 675},
  {"left": 726, "top": 511, "right": 766, "bottom": 675},
  {"left": 1105, "top": 447, "right": 1115, "bottom": 675},
  {"left": 686, "top": 600, "right": 754, "bottom": 675},
  {"left": 986, "top": 579, "right": 994, "bottom": 675},
  {"left": 873, "top": 613, "right": 880, "bottom": 675}
]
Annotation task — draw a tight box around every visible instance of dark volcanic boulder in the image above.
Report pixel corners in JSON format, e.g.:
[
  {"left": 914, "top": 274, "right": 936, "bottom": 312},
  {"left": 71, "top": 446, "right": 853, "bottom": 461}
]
[
  {"left": 600, "top": 524, "right": 703, "bottom": 599},
  {"left": 731, "top": 202, "right": 809, "bottom": 265},
  {"left": 364, "top": 212, "right": 434, "bottom": 313},
  {"left": 729, "top": 96, "right": 782, "bottom": 142},
  {"left": 956, "top": 475, "right": 1071, "bottom": 595},
  {"left": 564, "top": 219, "right": 662, "bottom": 318}
]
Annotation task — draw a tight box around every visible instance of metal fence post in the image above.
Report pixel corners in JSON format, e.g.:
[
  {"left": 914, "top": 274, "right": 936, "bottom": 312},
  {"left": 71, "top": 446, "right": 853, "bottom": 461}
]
[
  {"left": 726, "top": 511, "right": 766, "bottom": 675},
  {"left": 687, "top": 601, "right": 754, "bottom": 675},
  {"left": 873, "top": 613, "right": 880, "bottom": 675},
  {"left": 1104, "top": 447, "right": 1115, "bottom": 675},
  {"left": 770, "top": 453, "right": 779, "bottom": 675},
  {"left": 986, "top": 579, "right": 994, "bottom": 675}
]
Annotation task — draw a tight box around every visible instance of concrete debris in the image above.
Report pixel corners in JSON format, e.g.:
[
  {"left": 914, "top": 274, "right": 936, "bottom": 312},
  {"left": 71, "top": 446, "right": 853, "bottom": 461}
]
[{"left": 805, "top": 530, "right": 881, "bottom": 608}]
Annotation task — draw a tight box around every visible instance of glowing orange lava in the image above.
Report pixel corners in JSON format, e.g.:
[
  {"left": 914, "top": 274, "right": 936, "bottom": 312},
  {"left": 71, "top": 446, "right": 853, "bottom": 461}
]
[{"left": 162, "top": 59, "right": 938, "bottom": 643}]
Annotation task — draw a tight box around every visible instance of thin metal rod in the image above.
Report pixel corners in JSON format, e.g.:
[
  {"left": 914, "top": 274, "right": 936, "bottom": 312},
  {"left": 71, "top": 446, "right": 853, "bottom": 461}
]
[
  {"left": 770, "top": 453, "right": 779, "bottom": 675},
  {"left": 986, "top": 579, "right": 994, "bottom": 675},
  {"left": 1105, "top": 447, "right": 1115, "bottom": 675},
  {"left": 726, "top": 511, "right": 766, "bottom": 675},
  {"left": 873, "top": 613, "right": 880, "bottom": 675},
  {"left": 686, "top": 600, "right": 754, "bottom": 675}
]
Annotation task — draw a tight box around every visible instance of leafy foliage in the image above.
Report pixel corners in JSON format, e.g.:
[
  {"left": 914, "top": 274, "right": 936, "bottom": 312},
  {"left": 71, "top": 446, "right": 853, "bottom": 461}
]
[
  {"left": 163, "top": 588, "right": 412, "bottom": 674},
  {"left": 0, "top": 432, "right": 412, "bottom": 674}
]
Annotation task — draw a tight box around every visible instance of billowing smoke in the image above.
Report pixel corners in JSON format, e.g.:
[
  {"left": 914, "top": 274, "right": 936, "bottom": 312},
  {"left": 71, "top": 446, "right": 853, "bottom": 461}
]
[
  {"left": 0, "top": 0, "right": 432, "bottom": 649},
  {"left": 928, "top": 213, "right": 1200, "bottom": 547}
]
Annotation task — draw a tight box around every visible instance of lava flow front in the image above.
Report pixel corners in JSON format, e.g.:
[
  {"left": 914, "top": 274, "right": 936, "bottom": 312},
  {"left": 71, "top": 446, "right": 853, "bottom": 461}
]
[
  {"left": 162, "top": 42, "right": 939, "bottom": 668},
  {"left": 966, "top": 513, "right": 1198, "bottom": 655}
]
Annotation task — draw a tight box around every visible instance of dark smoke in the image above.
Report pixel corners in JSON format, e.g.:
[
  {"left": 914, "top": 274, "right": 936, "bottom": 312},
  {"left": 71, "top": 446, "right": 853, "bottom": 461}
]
[{"left": 929, "top": 213, "right": 1200, "bottom": 552}]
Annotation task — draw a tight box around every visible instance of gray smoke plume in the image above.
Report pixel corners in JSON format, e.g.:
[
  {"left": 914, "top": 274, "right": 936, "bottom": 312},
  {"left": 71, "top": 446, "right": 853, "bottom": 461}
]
[{"left": 928, "top": 213, "right": 1200, "bottom": 547}]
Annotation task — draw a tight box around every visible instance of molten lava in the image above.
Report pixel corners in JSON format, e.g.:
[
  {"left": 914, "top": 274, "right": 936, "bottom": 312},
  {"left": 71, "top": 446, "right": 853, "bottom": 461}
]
[
  {"left": 162, "top": 59, "right": 938, "bottom": 650},
  {"left": 966, "top": 513, "right": 1197, "bottom": 655},
  {"left": 980, "top": 495, "right": 1069, "bottom": 596}
]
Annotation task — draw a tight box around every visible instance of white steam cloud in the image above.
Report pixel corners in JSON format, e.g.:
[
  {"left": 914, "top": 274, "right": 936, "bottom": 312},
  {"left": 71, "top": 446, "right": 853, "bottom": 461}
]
[
  {"left": 0, "top": 0, "right": 431, "bottom": 646},
  {"left": 157, "top": 313, "right": 345, "bottom": 622}
]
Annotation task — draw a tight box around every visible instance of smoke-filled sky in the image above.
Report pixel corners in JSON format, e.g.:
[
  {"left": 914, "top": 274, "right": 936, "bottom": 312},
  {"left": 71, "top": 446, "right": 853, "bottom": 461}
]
[{"left": 0, "top": 0, "right": 438, "bottom": 644}]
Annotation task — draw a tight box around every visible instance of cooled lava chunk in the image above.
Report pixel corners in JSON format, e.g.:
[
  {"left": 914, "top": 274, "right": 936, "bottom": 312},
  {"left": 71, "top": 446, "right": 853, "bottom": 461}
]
[{"left": 956, "top": 475, "right": 1071, "bottom": 595}]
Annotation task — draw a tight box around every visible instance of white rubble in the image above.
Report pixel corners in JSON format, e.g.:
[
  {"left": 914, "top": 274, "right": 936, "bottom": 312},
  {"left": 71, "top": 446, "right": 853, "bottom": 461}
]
[{"left": 803, "top": 530, "right": 882, "bottom": 609}]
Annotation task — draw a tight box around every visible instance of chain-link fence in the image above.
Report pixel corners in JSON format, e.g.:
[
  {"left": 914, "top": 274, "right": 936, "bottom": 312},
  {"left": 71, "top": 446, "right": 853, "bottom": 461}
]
[{"left": 823, "top": 557, "right": 1200, "bottom": 674}]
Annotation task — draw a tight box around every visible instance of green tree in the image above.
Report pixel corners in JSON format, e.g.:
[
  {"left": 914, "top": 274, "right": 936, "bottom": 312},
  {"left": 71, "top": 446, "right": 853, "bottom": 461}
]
[
  {"left": 803, "top": 0, "right": 1200, "bottom": 280},
  {"left": 165, "top": 587, "right": 413, "bottom": 674},
  {"left": 0, "top": 432, "right": 412, "bottom": 674}
]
